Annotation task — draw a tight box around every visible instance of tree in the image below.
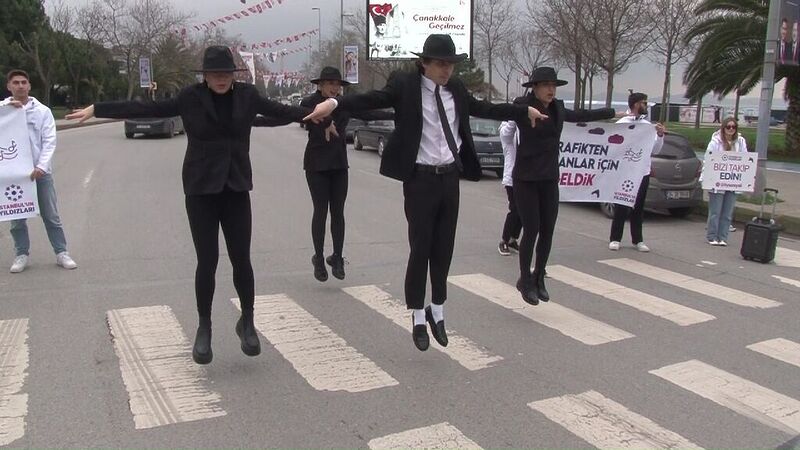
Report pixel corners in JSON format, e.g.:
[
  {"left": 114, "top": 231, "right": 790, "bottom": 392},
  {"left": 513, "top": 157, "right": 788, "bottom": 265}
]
[
  {"left": 453, "top": 58, "right": 486, "bottom": 94},
  {"left": 14, "top": 27, "right": 60, "bottom": 105},
  {"left": 474, "top": 0, "right": 516, "bottom": 101}
]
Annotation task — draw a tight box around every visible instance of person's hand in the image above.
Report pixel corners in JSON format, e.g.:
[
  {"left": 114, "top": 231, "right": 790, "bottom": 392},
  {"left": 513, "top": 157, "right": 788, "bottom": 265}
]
[
  {"left": 655, "top": 122, "right": 666, "bottom": 137},
  {"left": 614, "top": 110, "right": 627, "bottom": 118},
  {"left": 527, "top": 106, "right": 548, "bottom": 127},
  {"left": 324, "top": 121, "right": 339, "bottom": 142},
  {"left": 303, "top": 98, "right": 336, "bottom": 124},
  {"left": 5, "top": 100, "right": 23, "bottom": 108},
  {"left": 30, "top": 168, "right": 46, "bottom": 181},
  {"left": 65, "top": 105, "right": 95, "bottom": 123}
]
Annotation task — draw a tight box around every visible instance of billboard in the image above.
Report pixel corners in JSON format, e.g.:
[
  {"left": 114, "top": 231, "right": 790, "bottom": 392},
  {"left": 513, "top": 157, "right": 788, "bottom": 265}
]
[
  {"left": 778, "top": 0, "right": 799, "bottom": 66},
  {"left": 343, "top": 45, "right": 359, "bottom": 84},
  {"left": 138, "top": 57, "right": 152, "bottom": 88},
  {"left": 366, "top": 0, "right": 473, "bottom": 60}
]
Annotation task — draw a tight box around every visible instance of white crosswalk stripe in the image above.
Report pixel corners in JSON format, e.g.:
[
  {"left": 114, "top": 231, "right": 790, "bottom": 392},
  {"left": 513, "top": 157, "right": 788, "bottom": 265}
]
[
  {"left": 231, "top": 295, "right": 399, "bottom": 393},
  {"left": 772, "top": 275, "right": 800, "bottom": 288},
  {"left": 599, "top": 258, "right": 782, "bottom": 309},
  {"left": 106, "top": 306, "right": 226, "bottom": 429},
  {"left": 0, "top": 318, "right": 29, "bottom": 446},
  {"left": 368, "top": 422, "right": 482, "bottom": 449},
  {"left": 448, "top": 273, "right": 634, "bottom": 345},
  {"left": 342, "top": 285, "right": 503, "bottom": 371},
  {"left": 650, "top": 359, "right": 800, "bottom": 435},
  {"left": 547, "top": 265, "right": 716, "bottom": 326},
  {"left": 747, "top": 338, "right": 800, "bottom": 369},
  {"left": 529, "top": 390, "right": 703, "bottom": 449}
]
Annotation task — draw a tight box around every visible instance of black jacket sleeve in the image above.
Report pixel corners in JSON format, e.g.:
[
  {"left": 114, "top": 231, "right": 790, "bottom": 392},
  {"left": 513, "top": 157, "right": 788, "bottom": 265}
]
[
  {"left": 94, "top": 97, "right": 179, "bottom": 119},
  {"left": 350, "top": 109, "right": 394, "bottom": 121},
  {"left": 564, "top": 107, "right": 615, "bottom": 122},
  {"left": 337, "top": 71, "right": 399, "bottom": 111},
  {"left": 253, "top": 91, "right": 311, "bottom": 123},
  {"left": 467, "top": 93, "right": 529, "bottom": 122},
  {"left": 252, "top": 115, "right": 294, "bottom": 127}
]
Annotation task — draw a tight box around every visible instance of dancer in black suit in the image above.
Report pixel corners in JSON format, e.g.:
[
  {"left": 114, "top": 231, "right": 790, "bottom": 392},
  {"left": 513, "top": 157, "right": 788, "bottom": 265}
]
[
  {"left": 305, "top": 34, "right": 548, "bottom": 351},
  {"left": 66, "top": 46, "right": 312, "bottom": 364}
]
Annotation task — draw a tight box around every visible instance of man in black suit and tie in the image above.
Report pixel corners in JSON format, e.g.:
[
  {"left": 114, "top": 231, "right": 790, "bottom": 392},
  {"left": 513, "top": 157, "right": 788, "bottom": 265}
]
[
  {"left": 305, "top": 34, "right": 547, "bottom": 351},
  {"left": 779, "top": 18, "right": 792, "bottom": 65}
]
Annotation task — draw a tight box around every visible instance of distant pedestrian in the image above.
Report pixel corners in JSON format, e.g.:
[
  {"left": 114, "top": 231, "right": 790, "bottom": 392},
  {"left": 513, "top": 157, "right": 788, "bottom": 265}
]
[
  {"left": 703, "top": 117, "right": 747, "bottom": 246},
  {"left": 497, "top": 120, "right": 521, "bottom": 256}
]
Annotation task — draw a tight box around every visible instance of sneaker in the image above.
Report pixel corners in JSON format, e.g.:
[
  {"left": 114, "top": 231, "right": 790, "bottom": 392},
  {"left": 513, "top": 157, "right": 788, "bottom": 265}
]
[
  {"left": 56, "top": 252, "right": 77, "bottom": 269},
  {"left": 498, "top": 241, "right": 511, "bottom": 256},
  {"left": 635, "top": 242, "right": 650, "bottom": 253},
  {"left": 718, "top": 241, "right": 728, "bottom": 247},
  {"left": 608, "top": 241, "right": 620, "bottom": 251},
  {"left": 507, "top": 239, "right": 520, "bottom": 253},
  {"left": 729, "top": 225, "right": 737, "bottom": 232},
  {"left": 10, "top": 255, "right": 28, "bottom": 273},
  {"left": 708, "top": 240, "right": 719, "bottom": 246}
]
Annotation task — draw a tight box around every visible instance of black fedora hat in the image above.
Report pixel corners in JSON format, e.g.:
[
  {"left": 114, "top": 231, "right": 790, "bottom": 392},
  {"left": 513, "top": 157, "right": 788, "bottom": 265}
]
[
  {"left": 310, "top": 66, "right": 351, "bottom": 85},
  {"left": 522, "top": 67, "right": 568, "bottom": 87},
  {"left": 193, "top": 45, "right": 247, "bottom": 72},
  {"left": 411, "top": 34, "right": 467, "bottom": 63}
]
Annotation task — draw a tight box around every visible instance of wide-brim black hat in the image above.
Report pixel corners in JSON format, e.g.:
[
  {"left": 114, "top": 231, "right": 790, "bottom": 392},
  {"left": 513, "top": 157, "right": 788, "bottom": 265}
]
[
  {"left": 522, "top": 66, "right": 568, "bottom": 87},
  {"left": 411, "top": 34, "right": 467, "bottom": 63},
  {"left": 193, "top": 45, "right": 248, "bottom": 72},
  {"left": 310, "top": 66, "right": 351, "bottom": 85}
]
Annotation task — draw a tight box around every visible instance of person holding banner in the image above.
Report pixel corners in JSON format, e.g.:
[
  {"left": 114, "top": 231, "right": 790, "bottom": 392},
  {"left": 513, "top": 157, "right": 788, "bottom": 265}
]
[
  {"left": 703, "top": 117, "right": 747, "bottom": 246},
  {"left": 3, "top": 69, "right": 78, "bottom": 274},
  {"left": 304, "top": 34, "right": 548, "bottom": 351},
  {"left": 66, "top": 46, "right": 314, "bottom": 365}
]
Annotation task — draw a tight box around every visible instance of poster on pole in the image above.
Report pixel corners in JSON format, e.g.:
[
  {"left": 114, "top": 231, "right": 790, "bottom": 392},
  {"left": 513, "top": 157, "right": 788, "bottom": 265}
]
[
  {"left": 777, "top": 0, "right": 799, "bottom": 66},
  {"left": 238, "top": 51, "right": 256, "bottom": 83},
  {"left": 343, "top": 45, "right": 359, "bottom": 84},
  {"left": 0, "top": 106, "right": 39, "bottom": 222},
  {"left": 366, "top": 0, "right": 473, "bottom": 60},
  {"left": 139, "top": 57, "right": 152, "bottom": 88},
  {"left": 701, "top": 151, "right": 758, "bottom": 192},
  {"left": 558, "top": 122, "right": 656, "bottom": 207}
]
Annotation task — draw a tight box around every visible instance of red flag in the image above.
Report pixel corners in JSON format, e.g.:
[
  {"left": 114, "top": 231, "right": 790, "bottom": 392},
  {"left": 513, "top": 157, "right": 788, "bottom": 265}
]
[
  {"left": 225, "top": 16, "right": 233, "bottom": 20},
  {"left": 248, "top": 6, "right": 258, "bottom": 13},
  {"left": 265, "top": 0, "right": 272, "bottom": 8},
  {"left": 233, "top": 13, "right": 241, "bottom": 19},
  {"left": 256, "top": 3, "right": 263, "bottom": 12},
  {"left": 242, "top": 11, "right": 250, "bottom": 16}
]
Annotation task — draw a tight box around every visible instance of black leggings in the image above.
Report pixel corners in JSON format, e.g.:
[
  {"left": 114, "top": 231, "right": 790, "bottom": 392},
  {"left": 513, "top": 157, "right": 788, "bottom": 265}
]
[
  {"left": 185, "top": 191, "right": 254, "bottom": 318},
  {"left": 514, "top": 179, "right": 559, "bottom": 278},
  {"left": 306, "top": 169, "right": 349, "bottom": 257}
]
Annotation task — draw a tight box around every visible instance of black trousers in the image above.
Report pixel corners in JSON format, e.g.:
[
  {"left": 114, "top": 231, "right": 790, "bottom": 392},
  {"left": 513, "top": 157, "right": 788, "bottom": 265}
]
[
  {"left": 305, "top": 169, "right": 348, "bottom": 257},
  {"left": 501, "top": 185, "right": 522, "bottom": 243},
  {"left": 185, "top": 190, "right": 255, "bottom": 318},
  {"left": 403, "top": 169, "right": 460, "bottom": 309},
  {"left": 514, "top": 179, "right": 559, "bottom": 278},
  {"left": 610, "top": 175, "right": 649, "bottom": 244}
]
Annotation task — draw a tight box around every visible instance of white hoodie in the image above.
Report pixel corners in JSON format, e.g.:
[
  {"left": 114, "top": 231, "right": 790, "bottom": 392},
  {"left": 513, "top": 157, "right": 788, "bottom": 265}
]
[
  {"left": 702, "top": 130, "right": 748, "bottom": 193},
  {"left": 2, "top": 96, "right": 57, "bottom": 173}
]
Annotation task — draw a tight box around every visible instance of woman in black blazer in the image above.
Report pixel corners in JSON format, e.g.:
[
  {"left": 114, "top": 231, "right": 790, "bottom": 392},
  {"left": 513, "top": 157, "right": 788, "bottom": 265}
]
[{"left": 66, "top": 46, "right": 311, "bottom": 365}]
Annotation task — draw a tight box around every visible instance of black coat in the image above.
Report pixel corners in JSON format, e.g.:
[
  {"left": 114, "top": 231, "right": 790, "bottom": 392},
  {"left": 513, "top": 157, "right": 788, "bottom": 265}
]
[
  {"left": 337, "top": 70, "right": 530, "bottom": 182},
  {"left": 512, "top": 95, "right": 615, "bottom": 181},
  {"left": 94, "top": 82, "right": 309, "bottom": 195}
]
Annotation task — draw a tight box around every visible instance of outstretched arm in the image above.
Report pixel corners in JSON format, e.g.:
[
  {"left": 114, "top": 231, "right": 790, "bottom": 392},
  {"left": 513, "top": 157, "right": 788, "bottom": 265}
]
[
  {"left": 304, "top": 71, "right": 399, "bottom": 123},
  {"left": 467, "top": 94, "right": 548, "bottom": 127},
  {"left": 564, "top": 107, "right": 615, "bottom": 123}
]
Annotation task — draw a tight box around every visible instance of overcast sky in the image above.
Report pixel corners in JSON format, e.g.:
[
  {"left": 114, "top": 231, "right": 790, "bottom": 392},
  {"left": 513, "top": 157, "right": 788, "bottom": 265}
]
[{"left": 53, "top": 0, "right": 788, "bottom": 108}]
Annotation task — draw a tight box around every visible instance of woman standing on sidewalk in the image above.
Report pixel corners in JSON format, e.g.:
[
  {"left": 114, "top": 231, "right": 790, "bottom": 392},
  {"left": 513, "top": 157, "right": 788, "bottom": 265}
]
[{"left": 703, "top": 117, "right": 747, "bottom": 246}]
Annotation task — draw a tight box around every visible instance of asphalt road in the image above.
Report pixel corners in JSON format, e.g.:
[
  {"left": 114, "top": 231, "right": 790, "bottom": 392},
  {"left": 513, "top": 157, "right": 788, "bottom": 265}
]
[{"left": 1, "top": 122, "right": 800, "bottom": 448}]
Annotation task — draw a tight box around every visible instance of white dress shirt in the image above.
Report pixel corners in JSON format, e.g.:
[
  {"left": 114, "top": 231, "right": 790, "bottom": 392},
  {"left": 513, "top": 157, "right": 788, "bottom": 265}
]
[
  {"left": 2, "top": 96, "right": 57, "bottom": 173},
  {"left": 417, "top": 74, "right": 461, "bottom": 165},
  {"left": 498, "top": 121, "right": 518, "bottom": 187}
]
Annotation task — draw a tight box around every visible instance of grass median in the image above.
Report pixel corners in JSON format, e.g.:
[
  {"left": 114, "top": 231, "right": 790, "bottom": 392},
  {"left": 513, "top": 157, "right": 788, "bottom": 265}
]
[{"left": 667, "top": 123, "right": 799, "bottom": 163}]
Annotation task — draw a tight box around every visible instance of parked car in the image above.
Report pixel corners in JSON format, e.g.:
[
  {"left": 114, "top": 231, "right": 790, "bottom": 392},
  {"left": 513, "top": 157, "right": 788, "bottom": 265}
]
[
  {"left": 600, "top": 132, "right": 702, "bottom": 218},
  {"left": 124, "top": 117, "right": 184, "bottom": 138},
  {"left": 470, "top": 118, "right": 504, "bottom": 177},
  {"left": 353, "top": 120, "right": 395, "bottom": 156},
  {"left": 345, "top": 118, "right": 366, "bottom": 143}
]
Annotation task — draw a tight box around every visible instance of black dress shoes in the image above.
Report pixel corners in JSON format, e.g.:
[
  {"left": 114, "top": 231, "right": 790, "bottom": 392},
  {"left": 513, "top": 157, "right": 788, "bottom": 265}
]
[
  {"left": 312, "top": 254, "right": 328, "bottom": 282},
  {"left": 425, "top": 306, "right": 448, "bottom": 347},
  {"left": 534, "top": 270, "right": 550, "bottom": 302},
  {"left": 326, "top": 254, "right": 345, "bottom": 280},
  {"left": 411, "top": 315, "right": 429, "bottom": 351},
  {"left": 236, "top": 314, "right": 261, "bottom": 356},
  {"left": 516, "top": 276, "right": 539, "bottom": 306},
  {"left": 192, "top": 318, "right": 213, "bottom": 364}
]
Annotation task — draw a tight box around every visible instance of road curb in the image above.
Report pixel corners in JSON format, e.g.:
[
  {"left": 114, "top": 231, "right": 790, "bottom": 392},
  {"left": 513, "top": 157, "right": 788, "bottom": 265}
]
[{"left": 56, "top": 119, "right": 120, "bottom": 131}]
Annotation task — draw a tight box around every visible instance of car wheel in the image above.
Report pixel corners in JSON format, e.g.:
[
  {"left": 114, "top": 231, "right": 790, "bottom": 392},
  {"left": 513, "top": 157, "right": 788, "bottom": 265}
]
[
  {"left": 125, "top": 132, "right": 134, "bottom": 139},
  {"left": 353, "top": 132, "right": 363, "bottom": 150},
  {"left": 668, "top": 207, "right": 692, "bottom": 218},
  {"left": 600, "top": 202, "right": 615, "bottom": 218},
  {"left": 377, "top": 138, "right": 385, "bottom": 157},
  {"left": 495, "top": 169, "right": 503, "bottom": 178}
]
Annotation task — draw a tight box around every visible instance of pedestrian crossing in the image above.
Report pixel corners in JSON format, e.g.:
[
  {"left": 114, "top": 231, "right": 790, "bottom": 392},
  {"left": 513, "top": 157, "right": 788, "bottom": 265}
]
[{"left": 0, "top": 319, "right": 28, "bottom": 447}]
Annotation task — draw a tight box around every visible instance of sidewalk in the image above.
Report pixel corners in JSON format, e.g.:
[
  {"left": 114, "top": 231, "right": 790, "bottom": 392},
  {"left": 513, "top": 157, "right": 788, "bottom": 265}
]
[{"left": 55, "top": 117, "right": 119, "bottom": 130}]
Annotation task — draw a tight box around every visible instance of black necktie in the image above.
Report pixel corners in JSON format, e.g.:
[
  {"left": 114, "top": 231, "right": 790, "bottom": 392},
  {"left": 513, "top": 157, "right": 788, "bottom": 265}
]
[{"left": 434, "top": 85, "right": 462, "bottom": 170}]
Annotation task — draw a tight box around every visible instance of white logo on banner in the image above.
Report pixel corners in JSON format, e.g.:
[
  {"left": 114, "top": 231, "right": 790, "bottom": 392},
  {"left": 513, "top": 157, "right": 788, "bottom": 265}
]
[
  {"left": 238, "top": 51, "right": 256, "bottom": 83},
  {"left": 558, "top": 122, "right": 656, "bottom": 207},
  {"left": 0, "top": 107, "right": 39, "bottom": 221},
  {"left": 701, "top": 151, "right": 757, "bottom": 192}
]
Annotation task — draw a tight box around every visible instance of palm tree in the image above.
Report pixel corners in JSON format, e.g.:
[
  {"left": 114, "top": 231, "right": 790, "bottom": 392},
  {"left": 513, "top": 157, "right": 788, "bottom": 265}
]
[{"left": 683, "top": 0, "right": 799, "bottom": 155}]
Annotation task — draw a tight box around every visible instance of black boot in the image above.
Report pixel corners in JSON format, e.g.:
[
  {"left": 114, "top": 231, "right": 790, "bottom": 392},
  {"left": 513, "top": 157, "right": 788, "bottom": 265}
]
[
  {"left": 326, "top": 254, "right": 345, "bottom": 280},
  {"left": 516, "top": 275, "right": 539, "bottom": 306},
  {"left": 312, "top": 254, "right": 328, "bottom": 282},
  {"left": 236, "top": 312, "right": 261, "bottom": 357},
  {"left": 534, "top": 270, "right": 549, "bottom": 302},
  {"left": 192, "top": 317, "right": 213, "bottom": 364}
]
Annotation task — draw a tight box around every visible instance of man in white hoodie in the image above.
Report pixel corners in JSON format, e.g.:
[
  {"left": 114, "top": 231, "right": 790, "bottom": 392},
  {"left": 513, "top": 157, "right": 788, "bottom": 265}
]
[
  {"left": 3, "top": 69, "right": 77, "bottom": 273},
  {"left": 608, "top": 92, "right": 665, "bottom": 252}
]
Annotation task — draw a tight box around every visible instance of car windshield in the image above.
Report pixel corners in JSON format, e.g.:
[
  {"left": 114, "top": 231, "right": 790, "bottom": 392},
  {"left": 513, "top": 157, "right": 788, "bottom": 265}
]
[
  {"left": 654, "top": 134, "right": 697, "bottom": 159},
  {"left": 469, "top": 118, "right": 500, "bottom": 136}
]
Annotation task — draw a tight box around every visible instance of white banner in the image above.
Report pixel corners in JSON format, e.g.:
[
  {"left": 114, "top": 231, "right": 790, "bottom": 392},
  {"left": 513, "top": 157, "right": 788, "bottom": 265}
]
[
  {"left": 238, "top": 51, "right": 256, "bottom": 84},
  {"left": 559, "top": 122, "right": 656, "bottom": 207},
  {"left": 0, "top": 107, "right": 39, "bottom": 222},
  {"left": 701, "top": 151, "right": 757, "bottom": 192},
  {"left": 139, "top": 57, "right": 152, "bottom": 88},
  {"left": 367, "top": 0, "right": 472, "bottom": 60},
  {"left": 343, "top": 45, "right": 359, "bottom": 84}
]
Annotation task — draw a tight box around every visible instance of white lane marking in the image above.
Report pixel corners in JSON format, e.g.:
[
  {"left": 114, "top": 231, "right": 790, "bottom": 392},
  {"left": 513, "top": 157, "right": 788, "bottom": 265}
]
[
  {"left": 747, "top": 338, "right": 800, "bottom": 369},
  {"left": 448, "top": 273, "right": 634, "bottom": 345},
  {"left": 231, "top": 295, "right": 398, "bottom": 393},
  {"left": 83, "top": 169, "right": 94, "bottom": 188},
  {"left": 775, "top": 247, "right": 800, "bottom": 268},
  {"left": 0, "top": 319, "right": 29, "bottom": 446},
  {"left": 368, "top": 422, "right": 482, "bottom": 449},
  {"left": 700, "top": 260, "right": 717, "bottom": 266},
  {"left": 548, "top": 265, "right": 715, "bottom": 326},
  {"left": 342, "top": 285, "right": 502, "bottom": 371},
  {"left": 529, "top": 390, "right": 702, "bottom": 449},
  {"left": 772, "top": 275, "right": 800, "bottom": 288},
  {"left": 599, "top": 258, "right": 782, "bottom": 309},
  {"left": 651, "top": 359, "right": 800, "bottom": 435},
  {"left": 106, "top": 306, "right": 226, "bottom": 429}
]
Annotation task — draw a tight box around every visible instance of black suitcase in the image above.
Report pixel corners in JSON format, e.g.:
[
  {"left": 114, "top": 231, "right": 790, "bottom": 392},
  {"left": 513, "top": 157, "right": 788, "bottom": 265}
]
[{"left": 741, "top": 188, "right": 780, "bottom": 263}]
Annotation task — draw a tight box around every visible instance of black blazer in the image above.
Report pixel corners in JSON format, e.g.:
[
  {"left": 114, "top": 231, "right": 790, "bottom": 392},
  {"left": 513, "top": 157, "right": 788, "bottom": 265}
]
[
  {"left": 337, "top": 70, "right": 529, "bottom": 182},
  {"left": 513, "top": 95, "right": 615, "bottom": 181},
  {"left": 94, "top": 82, "right": 309, "bottom": 195}
]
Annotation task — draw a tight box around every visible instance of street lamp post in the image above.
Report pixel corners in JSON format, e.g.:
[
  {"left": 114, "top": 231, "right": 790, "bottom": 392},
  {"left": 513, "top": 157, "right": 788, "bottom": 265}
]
[{"left": 311, "top": 7, "right": 321, "bottom": 54}]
